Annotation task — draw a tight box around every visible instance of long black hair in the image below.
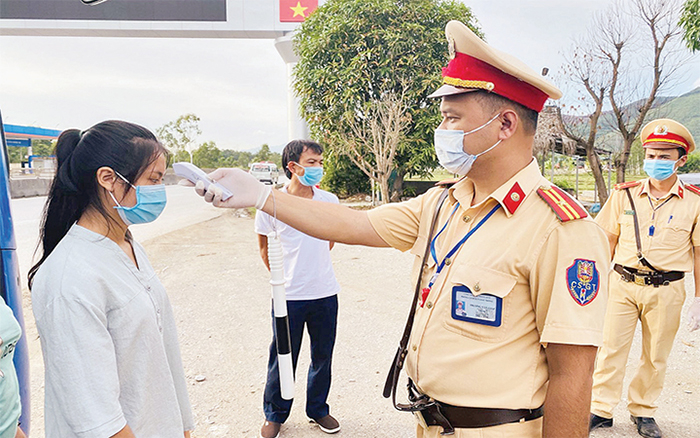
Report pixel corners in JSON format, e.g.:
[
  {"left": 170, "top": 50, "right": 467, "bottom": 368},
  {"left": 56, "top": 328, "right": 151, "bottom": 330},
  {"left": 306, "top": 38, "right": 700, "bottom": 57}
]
[{"left": 28, "top": 120, "right": 168, "bottom": 288}]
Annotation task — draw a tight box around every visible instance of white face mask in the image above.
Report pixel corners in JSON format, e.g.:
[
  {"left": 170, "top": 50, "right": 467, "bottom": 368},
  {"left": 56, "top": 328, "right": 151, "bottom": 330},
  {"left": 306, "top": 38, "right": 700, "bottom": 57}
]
[{"left": 434, "top": 113, "right": 502, "bottom": 175}]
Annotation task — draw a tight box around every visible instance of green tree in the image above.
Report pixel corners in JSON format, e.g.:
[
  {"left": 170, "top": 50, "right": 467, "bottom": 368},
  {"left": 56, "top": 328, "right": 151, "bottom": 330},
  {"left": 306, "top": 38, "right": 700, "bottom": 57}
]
[
  {"left": 294, "top": 0, "right": 481, "bottom": 201},
  {"left": 32, "top": 139, "right": 55, "bottom": 156},
  {"left": 157, "top": 114, "right": 202, "bottom": 163},
  {"left": 192, "top": 141, "right": 221, "bottom": 169},
  {"left": 680, "top": 0, "right": 700, "bottom": 52},
  {"left": 322, "top": 149, "right": 371, "bottom": 197},
  {"left": 679, "top": 152, "right": 700, "bottom": 173},
  {"left": 253, "top": 144, "right": 283, "bottom": 169},
  {"left": 254, "top": 144, "right": 272, "bottom": 162},
  {"left": 7, "top": 140, "right": 55, "bottom": 164},
  {"left": 220, "top": 149, "right": 255, "bottom": 169},
  {"left": 7, "top": 146, "right": 24, "bottom": 164}
]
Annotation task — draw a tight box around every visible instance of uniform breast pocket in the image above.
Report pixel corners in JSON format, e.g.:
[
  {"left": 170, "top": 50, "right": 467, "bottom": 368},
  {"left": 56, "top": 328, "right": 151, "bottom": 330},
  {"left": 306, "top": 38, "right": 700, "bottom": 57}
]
[
  {"left": 409, "top": 235, "right": 436, "bottom": 287},
  {"left": 661, "top": 220, "right": 692, "bottom": 247},
  {"left": 618, "top": 216, "right": 637, "bottom": 245},
  {"left": 442, "top": 263, "right": 517, "bottom": 343}
]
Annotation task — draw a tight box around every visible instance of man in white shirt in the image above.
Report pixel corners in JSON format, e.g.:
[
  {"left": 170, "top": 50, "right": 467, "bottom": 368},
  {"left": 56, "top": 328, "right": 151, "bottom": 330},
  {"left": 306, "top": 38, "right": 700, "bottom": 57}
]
[{"left": 255, "top": 140, "right": 341, "bottom": 438}]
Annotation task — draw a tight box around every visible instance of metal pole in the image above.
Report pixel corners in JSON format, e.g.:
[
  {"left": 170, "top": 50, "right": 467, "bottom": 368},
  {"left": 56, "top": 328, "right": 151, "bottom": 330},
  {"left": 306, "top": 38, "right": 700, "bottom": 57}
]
[
  {"left": 267, "top": 233, "right": 295, "bottom": 400},
  {"left": 575, "top": 159, "right": 579, "bottom": 200},
  {"left": 608, "top": 152, "right": 612, "bottom": 193},
  {"left": 550, "top": 145, "right": 554, "bottom": 182}
]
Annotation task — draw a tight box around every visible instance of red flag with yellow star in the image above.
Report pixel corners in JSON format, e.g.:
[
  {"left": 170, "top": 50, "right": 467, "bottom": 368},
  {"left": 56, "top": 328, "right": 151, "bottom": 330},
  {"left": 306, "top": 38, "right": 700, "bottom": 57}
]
[{"left": 280, "top": 0, "right": 317, "bottom": 22}]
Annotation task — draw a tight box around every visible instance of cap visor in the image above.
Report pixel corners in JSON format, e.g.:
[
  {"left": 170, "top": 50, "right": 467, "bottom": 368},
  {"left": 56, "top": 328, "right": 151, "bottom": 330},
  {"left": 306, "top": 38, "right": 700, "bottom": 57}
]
[
  {"left": 427, "top": 84, "right": 479, "bottom": 99},
  {"left": 643, "top": 142, "right": 685, "bottom": 150}
]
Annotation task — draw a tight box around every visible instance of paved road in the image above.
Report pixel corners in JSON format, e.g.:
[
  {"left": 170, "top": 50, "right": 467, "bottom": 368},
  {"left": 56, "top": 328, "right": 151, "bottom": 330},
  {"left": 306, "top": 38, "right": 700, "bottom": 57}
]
[{"left": 10, "top": 185, "right": 223, "bottom": 289}]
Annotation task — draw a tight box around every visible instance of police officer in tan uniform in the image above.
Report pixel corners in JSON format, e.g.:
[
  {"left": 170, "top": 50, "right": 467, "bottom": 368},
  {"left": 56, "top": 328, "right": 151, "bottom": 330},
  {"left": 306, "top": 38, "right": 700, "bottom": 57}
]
[
  {"left": 590, "top": 119, "right": 700, "bottom": 438},
  {"left": 191, "top": 21, "right": 609, "bottom": 438}
]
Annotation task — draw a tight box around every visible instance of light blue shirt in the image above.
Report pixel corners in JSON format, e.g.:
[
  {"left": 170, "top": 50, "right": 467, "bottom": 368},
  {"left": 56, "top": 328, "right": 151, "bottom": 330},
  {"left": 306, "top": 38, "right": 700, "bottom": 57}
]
[
  {"left": 0, "top": 297, "right": 22, "bottom": 438},
  {"left": 32, "top": 225, "right": 194, "bottom": 438}
]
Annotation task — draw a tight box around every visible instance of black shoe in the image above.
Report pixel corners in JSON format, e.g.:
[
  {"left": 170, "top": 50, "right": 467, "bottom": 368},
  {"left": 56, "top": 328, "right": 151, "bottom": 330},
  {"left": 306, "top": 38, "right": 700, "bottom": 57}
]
[
  {"left": 590, "top": 413, "right": 613, "bottom": 430},
  {"left": 631, "top": 416, "right": 662, "bottom": 438},
  {"left": 310, "top": 415, "right": 341, "bottom": 434}
]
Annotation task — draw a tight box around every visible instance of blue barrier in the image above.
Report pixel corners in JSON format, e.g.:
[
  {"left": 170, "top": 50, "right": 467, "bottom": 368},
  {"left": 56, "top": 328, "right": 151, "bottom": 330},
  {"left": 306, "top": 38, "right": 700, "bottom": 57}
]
[{"left": 0, "top": 110, "right": 31, "bottom": 435}]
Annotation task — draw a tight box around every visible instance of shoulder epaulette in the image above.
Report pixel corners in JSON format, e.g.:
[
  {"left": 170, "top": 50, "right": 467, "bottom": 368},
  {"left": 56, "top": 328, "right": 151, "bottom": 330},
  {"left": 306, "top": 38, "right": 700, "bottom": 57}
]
[
  {"left": 537, "top": 185, "right": 589, "bottom": 222},
  {"left": 435, "top": 177, "right": 462, "bottom": 187},
  {"left": 614, "top": 180, "right": 642, "bottom": 191},
  {"left": 685, "top": 184, "right": 700, "bottom": 196}
]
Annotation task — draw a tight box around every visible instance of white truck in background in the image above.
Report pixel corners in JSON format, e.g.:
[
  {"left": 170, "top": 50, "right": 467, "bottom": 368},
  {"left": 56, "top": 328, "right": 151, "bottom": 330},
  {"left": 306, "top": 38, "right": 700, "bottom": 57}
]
[{"left": 249, "top": 161, "right": 280, "bottom": 185}]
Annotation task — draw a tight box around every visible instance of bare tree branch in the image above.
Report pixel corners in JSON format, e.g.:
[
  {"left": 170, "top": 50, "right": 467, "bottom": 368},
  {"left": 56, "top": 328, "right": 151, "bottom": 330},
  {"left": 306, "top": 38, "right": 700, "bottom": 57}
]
[{"left": 336, "top": 85, "right": 412, "bottom": 204}]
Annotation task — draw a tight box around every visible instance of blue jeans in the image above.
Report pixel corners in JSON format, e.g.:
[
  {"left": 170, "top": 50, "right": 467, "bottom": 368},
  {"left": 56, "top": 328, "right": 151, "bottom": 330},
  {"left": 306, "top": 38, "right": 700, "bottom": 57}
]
[{"left": 263, "top": 295, "right": 338, "bottom": 423}]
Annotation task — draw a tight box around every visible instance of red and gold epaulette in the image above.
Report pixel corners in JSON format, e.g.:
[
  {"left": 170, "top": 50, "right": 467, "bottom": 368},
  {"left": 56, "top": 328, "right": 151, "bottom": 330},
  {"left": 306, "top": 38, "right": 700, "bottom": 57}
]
[
  {"left": 685, "top": 184, "right": 700, "bottom": 196},
  {"left": 613, "top": 180, "right": 642, "bottom": 191},
  {"left": 435, "top": 177, "right": 463, "bottom": 187},
  {"left": 537, "top": 185, "right": 589, "bottom": 222}
]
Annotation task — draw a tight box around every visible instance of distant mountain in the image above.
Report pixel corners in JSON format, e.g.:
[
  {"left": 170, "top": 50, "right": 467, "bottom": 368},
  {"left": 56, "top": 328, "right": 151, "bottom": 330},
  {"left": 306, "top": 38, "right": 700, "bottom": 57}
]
[
  {"left": 563, "top": 87, "right": 700, "bottom": 152},
  {"left": 243, "top": 143, "right": 286, "bottom": 154},
  {"left": 646, "top": 87, "right": 700, "bottom": 142}
]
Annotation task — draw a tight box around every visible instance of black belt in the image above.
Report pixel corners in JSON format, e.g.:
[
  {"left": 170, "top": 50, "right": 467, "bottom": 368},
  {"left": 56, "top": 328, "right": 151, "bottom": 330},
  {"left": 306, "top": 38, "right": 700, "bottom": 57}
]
[
  {"left": 613, "top": 264, "right": 684, "bottom": 287},
  {"left": 419, "top": 403, "right": 544, "bottom": 430}
]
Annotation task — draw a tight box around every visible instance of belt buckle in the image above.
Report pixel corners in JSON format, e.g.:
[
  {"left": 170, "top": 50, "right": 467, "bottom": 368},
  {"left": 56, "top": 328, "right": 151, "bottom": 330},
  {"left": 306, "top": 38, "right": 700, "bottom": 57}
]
[{"left": 634, "top": 274, "right": 646, "bottom": 286}]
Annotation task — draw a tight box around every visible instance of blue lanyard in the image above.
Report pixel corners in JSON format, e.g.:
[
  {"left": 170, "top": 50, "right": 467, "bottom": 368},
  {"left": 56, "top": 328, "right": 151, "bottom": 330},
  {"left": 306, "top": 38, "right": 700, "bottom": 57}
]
[{"left": 428, "top": 203, "right": 502, "bottom": 288}]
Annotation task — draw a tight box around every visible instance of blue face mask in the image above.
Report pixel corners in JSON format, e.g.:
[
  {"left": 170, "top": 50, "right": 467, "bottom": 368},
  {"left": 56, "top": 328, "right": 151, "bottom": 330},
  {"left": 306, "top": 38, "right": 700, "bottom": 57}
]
[
  {"left": 109, "top": 171, "right": 167, "bottom": 226},
  {"left": 296, "top": 165, "right": 324, "bottom": 187},
  {"left": 643, "top": 159, "right": 678, "bottom": 181}
]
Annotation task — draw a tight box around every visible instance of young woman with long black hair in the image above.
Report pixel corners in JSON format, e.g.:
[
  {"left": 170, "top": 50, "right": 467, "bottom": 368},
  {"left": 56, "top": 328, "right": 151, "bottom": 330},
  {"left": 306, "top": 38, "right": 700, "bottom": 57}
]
[{"left": 29, "top": 120, "right": 194, "bottom": 438}]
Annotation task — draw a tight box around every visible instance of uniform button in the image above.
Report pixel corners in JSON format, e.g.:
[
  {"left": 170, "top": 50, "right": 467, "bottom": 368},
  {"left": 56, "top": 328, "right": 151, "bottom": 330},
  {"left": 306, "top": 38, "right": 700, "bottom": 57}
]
[
  {"left": 412, "top": 345, "right": 417, "bottom": 351},
  {"left": 426, "top": 301, "right": 433, "bottom": 309},
  {"left": 510, "top": 192, "right": 521, "bottom": 202},
  {"left": 445, "top": 259, "right": 452, "bottom": 266},
  {"left": 474, "top": 283, "right": 481, "bottom": 292},
  {"left": 146, "top": 285, "right": 152, "bottom": 291},
  {"left": 462, "top": 215, "right": 471, "bottom": 223}
]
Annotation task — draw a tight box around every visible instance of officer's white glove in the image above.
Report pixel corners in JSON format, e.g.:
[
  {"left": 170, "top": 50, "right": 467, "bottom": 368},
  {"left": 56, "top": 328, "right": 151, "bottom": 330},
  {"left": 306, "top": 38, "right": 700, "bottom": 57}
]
[
  {"left": 191, "top": 168, "right": 271, "bottom": 209},
  {"left": 688, "top": 297, "right": 700, "bottom": 332}
]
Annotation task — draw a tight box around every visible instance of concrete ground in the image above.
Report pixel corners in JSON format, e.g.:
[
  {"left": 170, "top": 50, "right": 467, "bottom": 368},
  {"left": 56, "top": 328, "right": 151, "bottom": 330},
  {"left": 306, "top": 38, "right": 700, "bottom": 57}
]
[{"left": 18, "top": 209, "right": 700, "bottom": 437}]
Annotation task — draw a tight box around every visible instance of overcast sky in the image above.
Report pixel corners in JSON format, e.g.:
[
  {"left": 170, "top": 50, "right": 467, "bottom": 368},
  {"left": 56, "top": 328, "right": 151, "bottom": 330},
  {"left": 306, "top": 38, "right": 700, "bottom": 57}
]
[{"left": 1, "top": 0, "right": 698, "bottom": 151}]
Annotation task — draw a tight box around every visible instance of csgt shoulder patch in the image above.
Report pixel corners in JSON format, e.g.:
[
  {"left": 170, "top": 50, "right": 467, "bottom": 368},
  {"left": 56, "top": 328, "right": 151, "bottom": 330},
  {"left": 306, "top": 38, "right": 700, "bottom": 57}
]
[
  {"left": 685, "top": 184, "right": 700, "bottom": 196},
  {"left": 567, "top": 259, "right": 600, "bottom": 306},
  {"left": 537, "top": 185, "right": 588, "bottom": 222},
  {"left": 614, "top": 180, "right": 642, "bottom": 191}
]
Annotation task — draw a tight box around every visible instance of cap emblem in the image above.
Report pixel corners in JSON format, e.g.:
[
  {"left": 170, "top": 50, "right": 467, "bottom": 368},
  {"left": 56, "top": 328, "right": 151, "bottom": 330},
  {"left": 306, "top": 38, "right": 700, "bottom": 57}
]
[
  {"left": 447, "top": 34, "right": 456, "bottom": 60},
  {"left": 654, "top": 125, "right": 668, "bottom": 135}
]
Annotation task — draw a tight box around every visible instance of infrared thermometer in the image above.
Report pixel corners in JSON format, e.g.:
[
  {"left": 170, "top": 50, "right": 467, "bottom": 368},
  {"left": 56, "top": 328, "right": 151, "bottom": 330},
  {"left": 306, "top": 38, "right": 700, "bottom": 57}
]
[{"left": 173, "top": 162, "right": 233, "bottom": 201}]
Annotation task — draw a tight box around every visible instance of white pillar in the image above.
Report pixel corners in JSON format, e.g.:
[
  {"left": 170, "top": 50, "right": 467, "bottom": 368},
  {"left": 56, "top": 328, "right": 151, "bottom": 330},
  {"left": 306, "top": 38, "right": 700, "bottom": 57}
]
[{"left": 274, "top": 33, "right": 309, "bottom": 141}]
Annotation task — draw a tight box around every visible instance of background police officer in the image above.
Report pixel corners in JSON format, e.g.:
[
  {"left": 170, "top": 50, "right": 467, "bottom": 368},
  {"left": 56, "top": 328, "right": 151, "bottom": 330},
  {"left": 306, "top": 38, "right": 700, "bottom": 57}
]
[{"left": 590, "top": 119, "right": 700, "bottom": 438}]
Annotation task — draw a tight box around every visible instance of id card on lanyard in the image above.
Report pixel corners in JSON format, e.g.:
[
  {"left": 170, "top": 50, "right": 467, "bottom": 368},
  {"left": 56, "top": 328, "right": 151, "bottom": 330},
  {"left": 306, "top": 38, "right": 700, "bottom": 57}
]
[{"left": 420, "top": 202, "right": 502, "bottom": 321}]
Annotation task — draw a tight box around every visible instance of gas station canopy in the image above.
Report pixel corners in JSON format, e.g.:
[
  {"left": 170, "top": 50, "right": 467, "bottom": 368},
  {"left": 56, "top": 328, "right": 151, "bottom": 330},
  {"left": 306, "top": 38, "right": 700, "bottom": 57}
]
[{"left": 4, "top": 124, "right": 61, "bottom": 147}]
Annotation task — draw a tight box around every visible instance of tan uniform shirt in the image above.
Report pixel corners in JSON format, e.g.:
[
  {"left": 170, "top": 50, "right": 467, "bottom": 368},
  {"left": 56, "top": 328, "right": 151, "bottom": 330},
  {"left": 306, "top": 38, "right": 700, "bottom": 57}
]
[
  {"left": 596, "top": 177, "right": 700, "bottom": 272},
  {"left": 367, "top": 160, "right": 609, "bottom": 409}
]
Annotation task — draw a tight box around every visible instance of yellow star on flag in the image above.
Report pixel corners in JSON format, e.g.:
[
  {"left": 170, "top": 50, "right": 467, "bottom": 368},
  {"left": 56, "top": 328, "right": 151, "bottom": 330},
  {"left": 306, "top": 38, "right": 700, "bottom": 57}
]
[{"left": 290, "top": 1, "right": 308, "bottom": 18}]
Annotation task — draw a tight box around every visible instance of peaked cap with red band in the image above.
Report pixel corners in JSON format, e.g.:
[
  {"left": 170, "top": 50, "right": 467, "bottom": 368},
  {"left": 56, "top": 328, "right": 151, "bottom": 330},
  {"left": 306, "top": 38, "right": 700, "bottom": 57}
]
[
  {"left": 428, "top": 21, "right": 562, "bottom": 112},
  {"left": 641, "top": 118, "right": 695, "bottom": 154}
]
